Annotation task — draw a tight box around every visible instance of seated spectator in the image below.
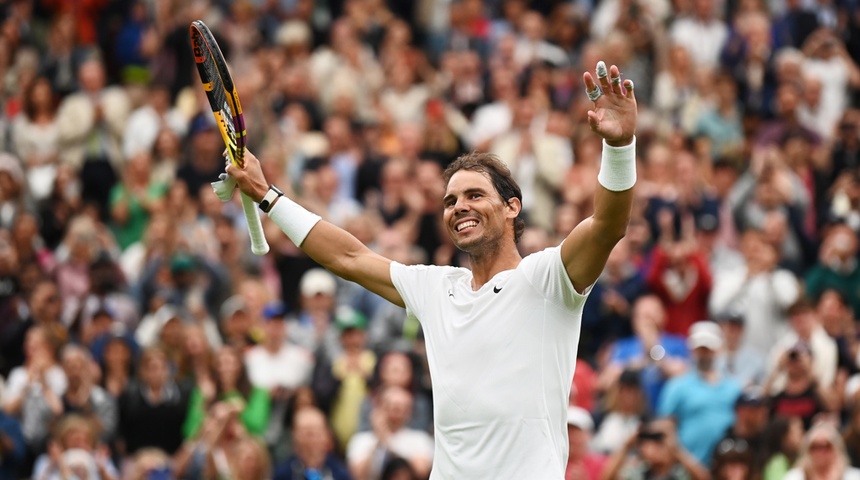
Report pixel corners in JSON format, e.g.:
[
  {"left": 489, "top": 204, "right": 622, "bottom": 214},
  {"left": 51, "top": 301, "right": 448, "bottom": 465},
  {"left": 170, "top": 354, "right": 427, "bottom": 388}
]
[
  {"left": 755, "top": 416, "right": 804, "bottom": 480},
  {"left": 32, "top": 414, "right": 119, "bottom": 480},
  {"left": 714, "top": 312, "right": 766, "bottom": 388},
  {"left": 117, "top": 348, "right": 188, "bottom": 456},
  {"left": 273, "top": 407, "right": 350, "bottom": 480},
  {"left": 565, "top": 406, "right": 606, "bottom": 480},
  {"left": 600, "top": 419, "right": 710, "bottom": 480},
  {"left": 289, "top": 268, "right": 341, "bottom": 362},
  {"left": 767, "top": 341, "right": 835, "bottom": 429},
  {"left": 90, "top": 332, "right": 137, "bottom": 399},
  {"left": 182, "top": 346, "right": 270, "bottom": 439},
  {"left": 59, "top": 345, "right": 117, "bottom": 442},
  {"left": 346, "top": 386, "right": 433, "bottom": 480},
  {"left": 598, "top": 295, "right": 689, "bottom": 411},
  {"left": 658, "top": 321, "right": 743, "bottom": 464},
  {"left": 785, "top": 422, "right": 860, "bottom": 479},
  {"left": 592, "top": 369, "right": 648, "bottom": 455}
]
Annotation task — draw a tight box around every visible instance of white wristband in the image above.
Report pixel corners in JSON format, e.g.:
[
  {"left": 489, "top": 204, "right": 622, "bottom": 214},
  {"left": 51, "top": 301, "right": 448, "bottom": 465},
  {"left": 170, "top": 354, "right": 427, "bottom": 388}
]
[
  {"left": 267, "top": 197, "right": 322, "bottom": 247},
  {"left": 598, "top": 136, "right": 637, "bottom": 192}
]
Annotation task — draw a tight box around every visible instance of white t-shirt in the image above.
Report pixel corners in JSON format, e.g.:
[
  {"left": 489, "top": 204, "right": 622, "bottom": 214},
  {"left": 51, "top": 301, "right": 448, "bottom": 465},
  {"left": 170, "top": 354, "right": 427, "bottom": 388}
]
[
  {"left": 244, "top": 344, "right": 314, "bottom": 391},
  {"left": 390, "top": 246, "right": 589, "bottom": 479},
  {"left": 347, "top": 429, "right": 435, "bottom": 472}
]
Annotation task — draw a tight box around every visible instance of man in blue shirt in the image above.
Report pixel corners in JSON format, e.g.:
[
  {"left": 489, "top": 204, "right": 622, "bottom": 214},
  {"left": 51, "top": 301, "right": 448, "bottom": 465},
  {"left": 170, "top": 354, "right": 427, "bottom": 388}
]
[{"left": 658, "top": 321, "right": 742, "bottom": 465}]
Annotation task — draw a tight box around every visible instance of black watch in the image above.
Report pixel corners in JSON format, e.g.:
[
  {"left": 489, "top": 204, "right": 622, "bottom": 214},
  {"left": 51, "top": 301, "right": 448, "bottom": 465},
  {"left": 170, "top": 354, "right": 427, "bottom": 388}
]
[{"left": 259, "top": 185, "right": 284, "bottom": 213}]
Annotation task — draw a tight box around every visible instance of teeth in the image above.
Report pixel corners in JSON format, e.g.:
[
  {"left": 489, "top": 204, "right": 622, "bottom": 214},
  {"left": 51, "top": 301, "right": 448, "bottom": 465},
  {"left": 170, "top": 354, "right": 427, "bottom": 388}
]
[{"left": 457, "top": 221, "right": 477, "bottom": 232}]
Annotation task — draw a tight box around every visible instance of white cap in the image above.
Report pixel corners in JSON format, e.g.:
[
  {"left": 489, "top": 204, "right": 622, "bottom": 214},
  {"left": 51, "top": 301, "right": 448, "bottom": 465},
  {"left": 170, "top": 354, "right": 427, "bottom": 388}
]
[
  {"left": 687, "top": 321, "right": 724, "bottom": 351},
  {"left": 567, "top": 406, "right": 594, "bottom": 432},
  {"left": 300, "top": 268, "right": 337, "bottom": 297}
]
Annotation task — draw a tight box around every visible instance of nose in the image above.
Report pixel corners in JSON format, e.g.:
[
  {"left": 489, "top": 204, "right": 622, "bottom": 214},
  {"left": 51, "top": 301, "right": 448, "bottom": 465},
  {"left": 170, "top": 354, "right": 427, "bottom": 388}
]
[{"left": 453, "top": 197, "right": 470, "bottom": 212}]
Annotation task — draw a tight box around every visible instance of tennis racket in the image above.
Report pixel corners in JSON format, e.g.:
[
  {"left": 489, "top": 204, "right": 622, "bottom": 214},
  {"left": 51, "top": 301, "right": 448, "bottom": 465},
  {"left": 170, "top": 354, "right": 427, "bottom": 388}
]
[{"left": 189, "top": 20, "right": 269, "bottom": 256}]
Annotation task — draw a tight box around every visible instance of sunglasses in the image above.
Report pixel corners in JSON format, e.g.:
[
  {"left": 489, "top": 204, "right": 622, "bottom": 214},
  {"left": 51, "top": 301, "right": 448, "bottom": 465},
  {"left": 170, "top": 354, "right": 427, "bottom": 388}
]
[
  {"left": 810, "top": 441, "right": 834, "bottom": 452},
  {"left": 717, "top": 438, "right": 749, "bottom": 455}
]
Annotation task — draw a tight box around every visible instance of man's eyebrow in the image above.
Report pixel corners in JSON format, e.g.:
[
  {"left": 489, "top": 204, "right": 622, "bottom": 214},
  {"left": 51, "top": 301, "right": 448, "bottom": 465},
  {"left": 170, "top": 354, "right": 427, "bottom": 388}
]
[{"left": 442, "top": 187, "right": 489, "bottom": 204}]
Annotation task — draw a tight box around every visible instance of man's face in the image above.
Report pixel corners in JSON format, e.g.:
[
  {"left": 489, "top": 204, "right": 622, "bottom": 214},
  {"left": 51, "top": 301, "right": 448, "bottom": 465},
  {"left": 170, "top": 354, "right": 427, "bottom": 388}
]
[
  {"left": 443, "top": 170, "right": 514, "bottom": 253},
  {"left": 293, "top": 410, "right": 329, "bottom": 456}
]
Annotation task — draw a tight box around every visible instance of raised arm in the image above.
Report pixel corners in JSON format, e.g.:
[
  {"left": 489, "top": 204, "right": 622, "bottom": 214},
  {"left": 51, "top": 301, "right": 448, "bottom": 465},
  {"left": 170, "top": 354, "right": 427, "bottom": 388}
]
[
  {"left": 562, "top": 62, "right": 638, "bottom": 293},
  {"left": 227, "top": 153, "right": 404, "bottom": 308}
]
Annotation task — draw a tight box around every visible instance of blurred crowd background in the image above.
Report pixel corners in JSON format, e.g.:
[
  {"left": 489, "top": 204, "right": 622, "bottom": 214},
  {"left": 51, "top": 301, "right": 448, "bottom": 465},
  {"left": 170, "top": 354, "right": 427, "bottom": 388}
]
[{"left": 2, "top": 0, "right": 860, "bottom": 479}]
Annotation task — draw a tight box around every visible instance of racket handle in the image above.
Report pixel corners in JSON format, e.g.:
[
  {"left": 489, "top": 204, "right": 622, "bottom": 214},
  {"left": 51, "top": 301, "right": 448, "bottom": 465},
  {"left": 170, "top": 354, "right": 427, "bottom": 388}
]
[{"left": 241, "top": 192, "right": 269, "bottom": 256}]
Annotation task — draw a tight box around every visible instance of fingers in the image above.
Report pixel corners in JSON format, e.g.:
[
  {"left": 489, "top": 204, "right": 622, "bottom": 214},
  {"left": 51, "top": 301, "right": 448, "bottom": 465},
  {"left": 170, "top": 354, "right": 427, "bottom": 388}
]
[
  {"left": 583, "top": 72, "right": 602, "bottom": 102},
  {"left": 596, "top": 61, "right": 612, "bottom": 94}
]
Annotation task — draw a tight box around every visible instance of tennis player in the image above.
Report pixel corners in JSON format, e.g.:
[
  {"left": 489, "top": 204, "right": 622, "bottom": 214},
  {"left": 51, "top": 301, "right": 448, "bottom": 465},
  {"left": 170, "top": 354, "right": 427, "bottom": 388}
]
[{"left": 228, "top": 61, "right": 637, "bottom": 478}]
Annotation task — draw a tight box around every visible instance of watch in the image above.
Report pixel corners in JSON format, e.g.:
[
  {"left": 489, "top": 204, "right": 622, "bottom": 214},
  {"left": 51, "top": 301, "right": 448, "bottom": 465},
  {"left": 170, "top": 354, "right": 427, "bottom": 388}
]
[{"left": 259, "top": 185, "right": 284, "bottom": 213}]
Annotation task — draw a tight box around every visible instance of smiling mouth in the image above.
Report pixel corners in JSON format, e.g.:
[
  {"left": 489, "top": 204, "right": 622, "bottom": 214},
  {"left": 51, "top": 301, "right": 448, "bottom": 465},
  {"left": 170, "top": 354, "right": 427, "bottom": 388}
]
[{"left": 456, "top": 220, "right": 478, "bottom": 232}]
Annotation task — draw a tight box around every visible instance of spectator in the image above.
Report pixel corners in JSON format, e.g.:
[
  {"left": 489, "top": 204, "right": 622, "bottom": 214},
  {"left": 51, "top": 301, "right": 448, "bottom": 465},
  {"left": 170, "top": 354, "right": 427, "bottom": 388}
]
[
  {"left": 108, "top": 151, "right": 168, "bottom": 251},
  {"left": 288, "top": 268, "right": 341, "bottom": 361},
  {"left": 715, "top": 389, "right": 770, "bottom": 452},
  {"left": 565, "top": 406, "right": 607, "bottom": 479},
  {"left": 273, "top": 407, "right": 351, "bottom": 480},
  {"left": 709, "top": 228, "right": 800, "bottom": 354},
  {"left": 767, "top": 297, "right": 839, "bottom": 396},
  {"left": 766, "top": 341, "right": 835, "bottom": 429},
  {"left": 1, "top": 325, "right": 66, "bottom": 452},
  {"left": 120, "top": 83, "right": 187, "bottom": 160},
  {"left": 244, "top": 301, "right": 314, "bottom": 452},
  {"left": 805, "top": 223, "right": 860, "bottom": 315},
  {"left": 91, "top": 332, "right": 137, "bottom": 399},
  {"left": 755, "top": 416, "right": 804, "bottom": 480},
  {"left": 785, "top": 422, "right": 860, "bottom": 479},
  {"left": 357, "top": 351, "right": 434, "bottom": 435},
  {"left": 117, "top": 348, "right": 188, "bottom": 457},
  {"left": 598, "top": 295, "right": 689, "bottom": 411},
  {"left": 31, "top": 414, "right": 119, "bottom": 480},
  {"left": 601, "top": 419, "right": 710, "bottom": 480},
  {"left": 714, "top": 312, "right": 766, "bottom": 387},
  {"left": 490, "top": 96, "right": 573, "bottom": 231},
  {"left": 10, "top": 77, "right": 60, "bottom": 203},
  {"left": 59, "top": 345, "right": 117, "bottom": 442},
  {"left": 0, "top": 409, "right": 25, "bottom": 480},
  {"left": 346, "top": 386, "right": 433, "bottom": 480},
  {"left": 710, "top": 436, "right": 754, "bottom": 480},
  {"left": 658, "top": 321, "right": 743, "bottom": 464},
  {"left": 592, "top": 369, "right": 648, "bottom": 455},
  {"left": 182, "top": 346, "right": 270, "bottom": 439},
  {"left": 844, "top": 406, "right": 860, "bottom": 468},
  {"left": 670, "top": 0, "right": 728, "bottom": 69}
]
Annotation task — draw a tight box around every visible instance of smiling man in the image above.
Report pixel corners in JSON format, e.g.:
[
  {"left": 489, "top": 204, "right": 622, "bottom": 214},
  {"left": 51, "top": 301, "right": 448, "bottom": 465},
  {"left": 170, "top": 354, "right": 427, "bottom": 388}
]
[{"left": 226, "top": 61, "right": 637, "bottom": 479}]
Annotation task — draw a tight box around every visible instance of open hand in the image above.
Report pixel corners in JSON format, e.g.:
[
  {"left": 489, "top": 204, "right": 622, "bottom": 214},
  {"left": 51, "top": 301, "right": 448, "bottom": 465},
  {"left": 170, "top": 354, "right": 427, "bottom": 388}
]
[{"left": 583, "top": 62, "right": 637, "bottom": 147}]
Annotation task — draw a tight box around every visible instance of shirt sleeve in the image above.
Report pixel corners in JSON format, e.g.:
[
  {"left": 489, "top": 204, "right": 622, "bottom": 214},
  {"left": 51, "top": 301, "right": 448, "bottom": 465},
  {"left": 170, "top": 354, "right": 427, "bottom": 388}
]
[
  {"left": 390, "top": 262, "right": 451, "bottom": 329},
  {"left": 518, "top": 246, "right": 590, "bottom": 310}
]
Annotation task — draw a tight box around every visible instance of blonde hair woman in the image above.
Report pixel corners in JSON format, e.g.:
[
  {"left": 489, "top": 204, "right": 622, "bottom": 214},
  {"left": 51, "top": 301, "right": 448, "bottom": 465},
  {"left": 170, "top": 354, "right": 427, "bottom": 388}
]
[{"left": 785, "top": 422, "right": 860, "bottom": 480}]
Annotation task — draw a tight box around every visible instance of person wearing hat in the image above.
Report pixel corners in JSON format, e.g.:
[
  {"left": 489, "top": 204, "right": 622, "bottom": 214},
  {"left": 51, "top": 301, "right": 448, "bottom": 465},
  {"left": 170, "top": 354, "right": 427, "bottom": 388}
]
[
  {"left": 244, "top": 301, "right": 314, "bottom": 454},
  {"left": 320, "top": 306, "right": 376, "bottom": 451},
  {"left": 564, "top": 406, "right": 606, "bottom": 480},
  {"left": 714, "top": 389, "right": 769, "bottom": 459},
  {"left": 713, "top": 312, "right": 765, "bottom": 388},
  {"left": 657, "top": 321, "right": 743, "bottom": 465},
  {"left": 287, "top": 269, "right": 342, "bottom": 362},
  {"left": 602, "top": 419, "right": 710, "bottom": 480}
]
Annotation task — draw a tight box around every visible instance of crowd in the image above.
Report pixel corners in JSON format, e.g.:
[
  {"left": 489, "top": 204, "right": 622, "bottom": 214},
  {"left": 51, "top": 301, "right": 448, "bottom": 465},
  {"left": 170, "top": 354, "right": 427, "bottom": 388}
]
[{"left": 1, "top": 0, "right": 860, "bottom": 479}]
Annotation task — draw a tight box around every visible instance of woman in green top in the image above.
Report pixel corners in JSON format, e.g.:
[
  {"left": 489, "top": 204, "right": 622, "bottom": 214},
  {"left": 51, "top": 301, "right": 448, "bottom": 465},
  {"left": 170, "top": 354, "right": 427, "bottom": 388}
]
[
  {"left": 755, "top": 416, "right": 804, "bottom": 480},
  {"left": 183, "top": 346, "right": 270, "bottom": 439},
  {"left": 109, "top": 151, "right": 168, "bottom": 250}
]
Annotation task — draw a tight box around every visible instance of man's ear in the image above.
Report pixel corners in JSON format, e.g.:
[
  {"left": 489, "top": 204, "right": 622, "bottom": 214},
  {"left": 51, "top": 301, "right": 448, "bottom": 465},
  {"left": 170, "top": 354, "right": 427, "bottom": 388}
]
[{"left": 506, "top": 197, "right": 522, "bottom": 219}]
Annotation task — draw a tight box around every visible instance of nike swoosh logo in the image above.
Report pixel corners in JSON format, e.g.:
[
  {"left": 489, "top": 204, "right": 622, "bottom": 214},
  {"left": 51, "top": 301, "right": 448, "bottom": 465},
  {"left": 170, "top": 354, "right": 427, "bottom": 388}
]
[{"left": 493, "top": 286, "right": 502, "bottom": 293}]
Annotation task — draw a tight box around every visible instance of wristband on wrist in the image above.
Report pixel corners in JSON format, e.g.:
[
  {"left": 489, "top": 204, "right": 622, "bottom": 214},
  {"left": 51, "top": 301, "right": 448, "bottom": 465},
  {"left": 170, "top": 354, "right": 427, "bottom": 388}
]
[
  {"left": 267, "top": 196, "right": 322, "bottom": 247},
  {"left": 598, "top": 136, "right": 637, "bottom": 192}
]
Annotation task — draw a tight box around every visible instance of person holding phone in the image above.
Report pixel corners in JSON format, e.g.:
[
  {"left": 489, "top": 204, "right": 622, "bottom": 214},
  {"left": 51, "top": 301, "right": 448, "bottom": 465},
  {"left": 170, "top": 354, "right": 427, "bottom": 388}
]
[{"left": 600, "top": 419, "right": 709, "bottom": 480}]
